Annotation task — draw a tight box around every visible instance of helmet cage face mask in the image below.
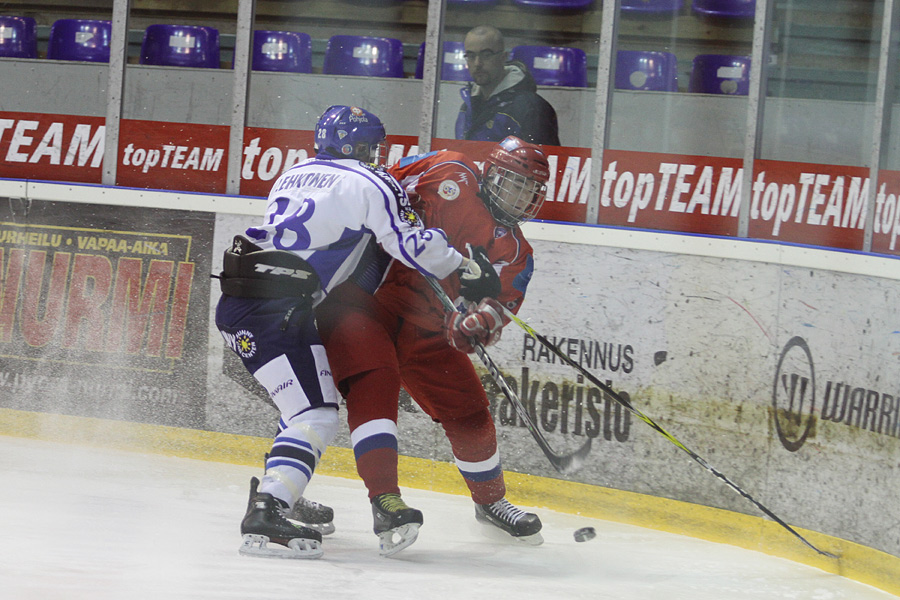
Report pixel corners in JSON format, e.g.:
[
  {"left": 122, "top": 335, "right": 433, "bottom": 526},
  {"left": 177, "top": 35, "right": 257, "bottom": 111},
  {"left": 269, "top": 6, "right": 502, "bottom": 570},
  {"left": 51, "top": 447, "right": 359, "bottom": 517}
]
[
  {"left": 481, "top": 136, "right": 550, "bottom": 227},
  {"left": 483, "top": 165, "right": 548, "bottom": 227},
  {"left": 345, "top": 136, "right": 387, "bottom": 166},
  {"left": 364, "top": 140, "right": 388, "bottom": 166},
  {"left": 315, "top": 105, "right": 387, "bottom": 166}
]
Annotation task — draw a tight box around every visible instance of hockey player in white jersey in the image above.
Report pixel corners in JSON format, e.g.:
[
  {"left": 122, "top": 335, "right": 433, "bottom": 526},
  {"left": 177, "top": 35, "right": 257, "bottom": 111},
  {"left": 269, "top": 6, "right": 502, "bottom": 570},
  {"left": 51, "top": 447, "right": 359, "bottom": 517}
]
[{"left": 214, "top": 105, "right": 498, "bottom": 559}]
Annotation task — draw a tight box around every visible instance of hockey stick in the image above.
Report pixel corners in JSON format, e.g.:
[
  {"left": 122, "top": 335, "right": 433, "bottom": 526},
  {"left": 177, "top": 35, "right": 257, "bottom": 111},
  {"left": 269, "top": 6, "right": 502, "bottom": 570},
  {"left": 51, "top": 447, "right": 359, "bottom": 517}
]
[
  {"left": 425, "top": 276, "right": 591, "bottom": 475},
  {"left": 500, "top": 308, "right": 837, "bottom": 559}
]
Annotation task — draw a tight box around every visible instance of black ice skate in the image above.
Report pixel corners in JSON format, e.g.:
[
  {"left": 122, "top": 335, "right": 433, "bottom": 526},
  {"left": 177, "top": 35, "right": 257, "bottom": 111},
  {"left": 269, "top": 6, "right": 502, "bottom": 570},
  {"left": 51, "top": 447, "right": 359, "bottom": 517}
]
[
  {"left": 475, "top": 498, "right": 544, "bottom": 545},
  {"left": 288, "top": 496, "right": 335, "bottom": 535},
  {"left": 371, "top": 493, "right": 423, "bottom": 557},
  {"left": 239, "top": 477, "right": 324, "bottom": 559}
]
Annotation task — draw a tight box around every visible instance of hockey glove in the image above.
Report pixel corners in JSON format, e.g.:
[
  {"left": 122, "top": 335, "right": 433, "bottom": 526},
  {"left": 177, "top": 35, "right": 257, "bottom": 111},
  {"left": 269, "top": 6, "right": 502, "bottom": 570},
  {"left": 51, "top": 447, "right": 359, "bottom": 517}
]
[
  {"left": 458, "top": 244, "right": 501, "bottom": 303},
  {"left": 443, "top": 298, "right": 505, "bottom": 353}
]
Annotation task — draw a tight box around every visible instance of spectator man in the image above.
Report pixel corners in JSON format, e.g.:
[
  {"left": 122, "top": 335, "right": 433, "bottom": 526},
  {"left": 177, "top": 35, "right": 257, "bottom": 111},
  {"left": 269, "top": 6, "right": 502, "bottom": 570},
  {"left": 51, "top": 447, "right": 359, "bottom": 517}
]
[{"left": 456, "top": 25, "right": 560, "bottom": 146}]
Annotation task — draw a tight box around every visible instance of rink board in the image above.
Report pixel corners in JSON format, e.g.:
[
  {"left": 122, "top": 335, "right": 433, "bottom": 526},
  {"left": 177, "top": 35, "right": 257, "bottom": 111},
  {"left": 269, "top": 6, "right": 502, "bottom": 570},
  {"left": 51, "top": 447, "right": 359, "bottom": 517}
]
[{"left": 0, "top": 180, "right": 898, "bottom": 595}]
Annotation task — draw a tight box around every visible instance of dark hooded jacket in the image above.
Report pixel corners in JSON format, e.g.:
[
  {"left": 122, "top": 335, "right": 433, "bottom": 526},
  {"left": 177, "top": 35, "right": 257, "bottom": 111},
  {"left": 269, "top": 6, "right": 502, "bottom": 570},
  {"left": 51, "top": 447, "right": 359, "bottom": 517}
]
[{"left": 455, "top": 61, "right": 560, "bottom": 146}]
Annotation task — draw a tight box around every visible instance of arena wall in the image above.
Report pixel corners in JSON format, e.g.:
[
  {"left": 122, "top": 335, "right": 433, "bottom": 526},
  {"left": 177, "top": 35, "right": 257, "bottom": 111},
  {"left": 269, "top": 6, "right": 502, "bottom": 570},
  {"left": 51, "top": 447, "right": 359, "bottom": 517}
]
[{"left": 1, "top": 179, "right": 897, "bottom": 594}]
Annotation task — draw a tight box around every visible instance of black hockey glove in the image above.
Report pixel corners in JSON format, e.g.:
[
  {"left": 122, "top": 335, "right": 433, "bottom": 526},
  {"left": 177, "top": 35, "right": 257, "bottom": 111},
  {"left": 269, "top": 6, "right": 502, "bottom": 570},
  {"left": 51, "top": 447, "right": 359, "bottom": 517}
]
[{"left": 458, "top": 243, "right": 501, "bottom": 303}]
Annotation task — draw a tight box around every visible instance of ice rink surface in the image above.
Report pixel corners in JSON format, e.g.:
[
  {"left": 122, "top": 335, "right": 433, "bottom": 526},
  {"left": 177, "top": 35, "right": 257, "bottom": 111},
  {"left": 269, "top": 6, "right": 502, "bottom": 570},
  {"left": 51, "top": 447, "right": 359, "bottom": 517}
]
[{"left": 1, "top": 436, "right": 895, "bottom": 600}]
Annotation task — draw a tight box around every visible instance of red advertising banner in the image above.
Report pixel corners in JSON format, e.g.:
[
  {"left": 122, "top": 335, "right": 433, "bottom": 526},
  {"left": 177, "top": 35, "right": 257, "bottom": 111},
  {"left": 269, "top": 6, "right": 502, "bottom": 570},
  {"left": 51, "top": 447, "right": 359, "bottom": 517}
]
[
  {"left": 3, "top": 110, "right": 900, "bottom": 256},
  {"left": 871, "top": 168, "right": 900, "bottom": 256},
  {"left": 117, "top": 119, "right": 230, "bottom": 193},
  {"left": 750, "top": 159, "right": 868, "bottom": 251},
  {"left": 432, "top": 141, "right": 742, "bottom": 233},
  {"left": 239, "top": 127, "right": 315, "bottom": 197},
  {"left": 0, "top": 111, "right": 105, "bottom": 183},
  {"left": 594, "top": 149, "right": 742, "bottom": 236}
]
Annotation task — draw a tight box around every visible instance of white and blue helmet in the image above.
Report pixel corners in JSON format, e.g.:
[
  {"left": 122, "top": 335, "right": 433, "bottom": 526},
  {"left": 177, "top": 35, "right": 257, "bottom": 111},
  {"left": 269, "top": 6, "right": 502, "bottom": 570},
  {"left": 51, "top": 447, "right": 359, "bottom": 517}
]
[{"left": 314, "top": 105, "right": 387, "bottom": 165}]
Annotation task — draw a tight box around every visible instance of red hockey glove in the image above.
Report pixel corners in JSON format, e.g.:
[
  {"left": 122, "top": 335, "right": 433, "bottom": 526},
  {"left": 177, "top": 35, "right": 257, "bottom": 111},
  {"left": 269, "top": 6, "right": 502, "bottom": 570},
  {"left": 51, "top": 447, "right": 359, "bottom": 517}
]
[{"left": 443, "top": 298, "right": 505, "bottom": 353}]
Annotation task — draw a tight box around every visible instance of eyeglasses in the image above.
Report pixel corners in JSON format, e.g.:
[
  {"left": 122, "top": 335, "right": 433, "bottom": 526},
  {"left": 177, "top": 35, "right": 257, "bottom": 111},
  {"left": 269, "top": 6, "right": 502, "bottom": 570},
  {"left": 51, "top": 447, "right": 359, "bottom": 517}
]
[{"left": 463, "top": 49, "right": 504, "bottom": 62}]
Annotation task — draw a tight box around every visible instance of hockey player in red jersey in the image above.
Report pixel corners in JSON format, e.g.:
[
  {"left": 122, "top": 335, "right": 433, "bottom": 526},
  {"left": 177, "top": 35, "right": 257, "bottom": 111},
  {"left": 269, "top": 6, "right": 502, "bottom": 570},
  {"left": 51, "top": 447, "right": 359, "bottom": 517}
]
[{"left": 315, "top": 136, "right": 550, "bottom": 555}]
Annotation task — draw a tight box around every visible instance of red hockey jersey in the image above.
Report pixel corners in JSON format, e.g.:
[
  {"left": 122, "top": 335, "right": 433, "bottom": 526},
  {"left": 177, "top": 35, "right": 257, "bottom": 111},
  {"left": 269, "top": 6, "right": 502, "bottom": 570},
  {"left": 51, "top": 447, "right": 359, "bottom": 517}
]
[{"left": 376, "top": 150, "right": 535, "bottom": 332}]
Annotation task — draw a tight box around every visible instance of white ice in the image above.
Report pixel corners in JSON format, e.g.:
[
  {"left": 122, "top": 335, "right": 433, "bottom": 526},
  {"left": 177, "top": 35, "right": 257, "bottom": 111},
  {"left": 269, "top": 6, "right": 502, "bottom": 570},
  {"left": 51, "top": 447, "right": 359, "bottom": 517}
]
[{"left": 1, "top": 436, "right": 895, "bottom": 600}]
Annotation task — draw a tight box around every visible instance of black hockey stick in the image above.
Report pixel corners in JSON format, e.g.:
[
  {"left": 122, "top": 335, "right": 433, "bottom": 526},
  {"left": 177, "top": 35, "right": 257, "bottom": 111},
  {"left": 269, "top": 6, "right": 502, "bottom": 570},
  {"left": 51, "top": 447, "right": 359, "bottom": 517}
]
[
  {"left": 501, "top": 308, "right": 836, "bottom": 558},
  {"left": 425, "top": 276, "right": 591, "bottom": 475}
]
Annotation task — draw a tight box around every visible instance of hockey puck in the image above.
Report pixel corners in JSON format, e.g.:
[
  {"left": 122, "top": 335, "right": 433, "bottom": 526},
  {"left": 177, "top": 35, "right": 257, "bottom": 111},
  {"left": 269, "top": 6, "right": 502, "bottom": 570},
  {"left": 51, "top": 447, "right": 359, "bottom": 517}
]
[{"left": 573, "top": 526, "right": 596, "bottom": 542}]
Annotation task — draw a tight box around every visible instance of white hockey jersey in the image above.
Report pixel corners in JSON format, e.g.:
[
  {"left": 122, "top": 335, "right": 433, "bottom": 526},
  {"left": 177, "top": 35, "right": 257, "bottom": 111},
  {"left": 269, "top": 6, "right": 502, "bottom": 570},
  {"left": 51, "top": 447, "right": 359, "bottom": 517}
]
[{"left": 245, "top": 156, "right": 462, "bottom": 302}]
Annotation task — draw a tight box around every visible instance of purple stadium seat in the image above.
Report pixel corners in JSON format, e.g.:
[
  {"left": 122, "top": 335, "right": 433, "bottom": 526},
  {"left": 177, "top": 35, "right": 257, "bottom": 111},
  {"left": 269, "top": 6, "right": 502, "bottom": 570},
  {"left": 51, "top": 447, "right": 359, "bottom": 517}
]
[
  {"left": 513, "top": 0, "right": 594, "bottom": 8},
  {"left": 0, "top": 16, "right": 36, "bottom": 58},
  {"left": 252, "top": 30, "right": 311, "bottom": 73},
  {"left": 688, "top": 54, "right": 751, "bottom": 95},
  {"left": 323, "top": 35, "right": 404, "bottom": 78},
  {"left": 140, "top": 24, "right": 220, "bottom": 68},
  {"left": 415, "top": 41, "right": 470, "bottom": 81},
  {"left": 693, "top": 0, "right": 755, "bottom": 18},
  {"left": 510, "top": 45, "right": 587, "bottom": 87},
  {"left": 615, "top": 50, "right": 678, "bottom": 91},
  {"left": 47, "top": 19, "right": 111, "bottom": 63},
  {"left": 620, "top": 0, "right": 683, "bottom": 13}
]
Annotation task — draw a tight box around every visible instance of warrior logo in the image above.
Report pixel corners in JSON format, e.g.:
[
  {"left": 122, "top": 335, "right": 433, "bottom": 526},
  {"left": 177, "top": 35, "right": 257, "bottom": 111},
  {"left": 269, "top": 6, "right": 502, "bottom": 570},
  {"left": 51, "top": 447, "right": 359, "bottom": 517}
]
[{"left": 772, "top": 336, "right": 816, "bottom": 452}]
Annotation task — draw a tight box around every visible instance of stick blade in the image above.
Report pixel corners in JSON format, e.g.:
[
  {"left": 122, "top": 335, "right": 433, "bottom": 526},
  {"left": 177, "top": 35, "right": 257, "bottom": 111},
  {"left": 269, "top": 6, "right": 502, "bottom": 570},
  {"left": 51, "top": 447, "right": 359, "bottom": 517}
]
[{"left": 548, "top": 437, "right": 592, "bottom": 475}]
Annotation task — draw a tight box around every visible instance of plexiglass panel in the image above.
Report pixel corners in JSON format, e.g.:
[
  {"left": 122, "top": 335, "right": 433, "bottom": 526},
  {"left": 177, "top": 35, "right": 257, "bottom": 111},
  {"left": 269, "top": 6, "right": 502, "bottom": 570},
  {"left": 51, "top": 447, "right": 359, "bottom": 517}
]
[
  {"left": 756, "top": 0, "right": 882, "bottom": 250},
  {"left": 878, "top": 3, "right": 900, "bottom": 255},
  {"left": 242, "top": 1, "right": 427, "bottom": 196},
  {"left": 112, "top": 1, "right": 238, "bottom": 191},
  {"left": 0, "top": 2, "right": 116, "bottom": 184},
  {"left": 603, "top": 1, "right": 753, "bottom": 235}
]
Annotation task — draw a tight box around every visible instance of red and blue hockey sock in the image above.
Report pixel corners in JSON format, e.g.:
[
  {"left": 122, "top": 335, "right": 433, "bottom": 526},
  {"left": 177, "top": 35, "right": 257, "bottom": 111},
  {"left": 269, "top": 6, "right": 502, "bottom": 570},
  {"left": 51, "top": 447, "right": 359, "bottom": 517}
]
[
  {"left": 345, "top": 368, "right": 401, "bottom": 500},
  {"left": 441, "top": 410, "right": 506, "bottom": 504}
]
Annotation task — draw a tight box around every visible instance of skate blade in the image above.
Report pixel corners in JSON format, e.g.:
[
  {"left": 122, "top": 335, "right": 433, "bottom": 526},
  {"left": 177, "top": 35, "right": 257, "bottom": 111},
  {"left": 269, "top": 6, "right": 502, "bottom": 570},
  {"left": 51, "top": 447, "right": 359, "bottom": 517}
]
[
  {"left": 476, "top": 520, "right": 544, "bottom": 546},
  {"left": 304, "top": 521, "right": 336, "bottom": 536},
  {"left": 515, "top": 531, "right": 544, "bottom": 546},
  {"left": 377, "top": 523, "right": 420, "bottom": 557},
  {"left": 238, "top": 534, "right": 324, "bottom": 559},
  {"left": 286, "top": 516, "right": 336, "bottom": 536}
]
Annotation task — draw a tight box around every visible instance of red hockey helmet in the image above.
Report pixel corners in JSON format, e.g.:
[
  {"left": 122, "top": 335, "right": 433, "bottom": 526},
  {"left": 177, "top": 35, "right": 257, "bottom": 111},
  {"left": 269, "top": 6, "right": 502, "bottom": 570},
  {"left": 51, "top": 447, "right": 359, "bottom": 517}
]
[{"left": 481, "top": 136, "right": 550, "bottom": 227}]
